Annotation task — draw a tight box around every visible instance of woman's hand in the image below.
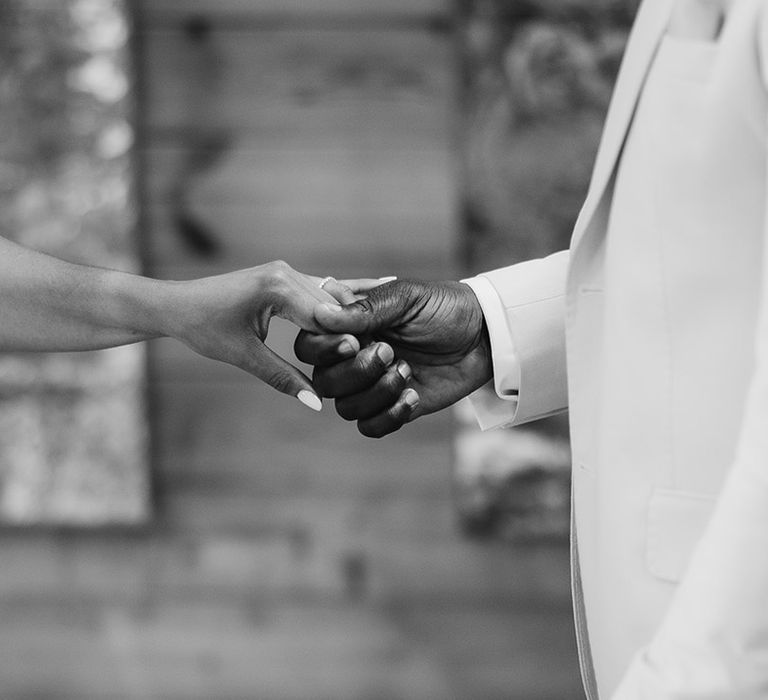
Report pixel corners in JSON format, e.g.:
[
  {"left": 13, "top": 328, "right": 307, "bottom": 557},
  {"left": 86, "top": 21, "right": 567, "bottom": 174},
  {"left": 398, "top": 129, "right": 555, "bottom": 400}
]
[
  {"left": 0, "top": 236, "right": 380, "bottom": 411},
  {"left": 166, "top": 261, "right": 381, "bottom": 409}
]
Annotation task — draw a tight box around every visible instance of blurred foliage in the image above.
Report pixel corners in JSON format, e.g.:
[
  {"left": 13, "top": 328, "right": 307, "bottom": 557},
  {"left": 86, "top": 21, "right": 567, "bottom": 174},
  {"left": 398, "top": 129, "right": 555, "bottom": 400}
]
[
  {"left": 0, "top": 0, "right": 148, "bottom": 525},
  {"left": 459, "top": 0, "right": 639, "bottom": 272},
  {"left": 454, "top": 0, "right": 636, "bottom": 540},
  {"left": 0, "top": 0, "right": 136, "bottom": 268}
]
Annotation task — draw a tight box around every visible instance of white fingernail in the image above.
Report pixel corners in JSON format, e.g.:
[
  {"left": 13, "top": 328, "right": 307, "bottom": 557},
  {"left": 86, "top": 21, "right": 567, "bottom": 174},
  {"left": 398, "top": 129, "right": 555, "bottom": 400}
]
[
  {"left": 378, "top": 276, "right": 397, "bottom": 282},
  {"left": 297, "top": 390, "right": 322, "bottom": 412}
]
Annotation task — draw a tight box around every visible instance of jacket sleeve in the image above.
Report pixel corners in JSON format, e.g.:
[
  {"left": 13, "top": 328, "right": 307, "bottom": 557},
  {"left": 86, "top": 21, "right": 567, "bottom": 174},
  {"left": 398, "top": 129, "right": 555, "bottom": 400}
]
[{"left": 461, "top": 250, "right": 569, "bottom": 429}]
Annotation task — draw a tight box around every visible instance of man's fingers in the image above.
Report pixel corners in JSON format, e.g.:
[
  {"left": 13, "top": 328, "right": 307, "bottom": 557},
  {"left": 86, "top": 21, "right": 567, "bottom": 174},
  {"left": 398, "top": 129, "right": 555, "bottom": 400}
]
[
  {"left": 294, "top": 330, "right": 360, "bottom": 365},
  {"left": 357, "top": 388, "right": 420, "bottom": 438},
  {"left": 241, "top": 337, "right": 322, "bottom": 411},
  {"left": 314, "top": 299, "right": 374, "bottom": 335},
  {"left": 335, "top": 360, "right": 411, "bottom": 421},
  {"left": 313, "top": 342, "right": 394, "bottom": 398}
]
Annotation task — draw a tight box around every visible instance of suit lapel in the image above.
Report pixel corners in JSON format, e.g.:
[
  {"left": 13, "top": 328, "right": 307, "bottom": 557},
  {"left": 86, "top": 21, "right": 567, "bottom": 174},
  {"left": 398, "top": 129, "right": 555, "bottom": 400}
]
[{"left": 570, "top": 0, "right": 673, "bottom": 252}]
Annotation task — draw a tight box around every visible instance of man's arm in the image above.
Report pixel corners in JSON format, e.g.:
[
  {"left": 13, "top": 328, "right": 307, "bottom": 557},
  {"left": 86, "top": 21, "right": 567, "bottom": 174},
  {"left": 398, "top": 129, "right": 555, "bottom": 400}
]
[
  {"left": 464, "top": 250, "right": 570, "bottom": 427},
  {"left": 296, "top": 250, "right": 570, "bottom": 436}
]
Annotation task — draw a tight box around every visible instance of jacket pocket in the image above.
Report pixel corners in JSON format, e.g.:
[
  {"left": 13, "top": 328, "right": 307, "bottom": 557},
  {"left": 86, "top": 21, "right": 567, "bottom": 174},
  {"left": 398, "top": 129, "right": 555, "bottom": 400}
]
[{"left": 646, "top": 488, "right": 717, "bottom": 583}]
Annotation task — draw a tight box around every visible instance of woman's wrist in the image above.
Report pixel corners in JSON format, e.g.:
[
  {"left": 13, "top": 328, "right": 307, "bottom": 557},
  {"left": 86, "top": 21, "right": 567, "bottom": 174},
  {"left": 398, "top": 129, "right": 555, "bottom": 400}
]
[{"left": 103, "top": 268, "right": 182, "bottom": 342}]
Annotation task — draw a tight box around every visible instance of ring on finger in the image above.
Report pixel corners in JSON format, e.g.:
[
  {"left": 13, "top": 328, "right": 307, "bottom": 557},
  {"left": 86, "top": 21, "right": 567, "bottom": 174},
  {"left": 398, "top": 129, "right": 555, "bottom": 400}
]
[{"left": 318, "top": 276, "right": 336, "bottom": 290}]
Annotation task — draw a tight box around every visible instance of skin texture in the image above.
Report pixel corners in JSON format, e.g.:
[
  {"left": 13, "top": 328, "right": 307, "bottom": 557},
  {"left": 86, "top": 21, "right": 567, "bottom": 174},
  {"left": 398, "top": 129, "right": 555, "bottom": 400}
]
[
  {"left": 0, "top": 236, "right": 375, "bottom": 405},
  {"left": 295, "top": 279, "right": 493, "bottom": 437}
]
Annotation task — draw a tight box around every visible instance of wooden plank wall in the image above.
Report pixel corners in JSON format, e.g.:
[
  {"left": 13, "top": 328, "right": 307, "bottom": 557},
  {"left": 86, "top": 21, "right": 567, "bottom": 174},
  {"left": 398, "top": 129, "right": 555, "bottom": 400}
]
[
  {"left": 0, "top": 2, "right": 583, "bottom": 698},
  {"left": 140, "top": 0, "right": 456, "bottom": 280}
]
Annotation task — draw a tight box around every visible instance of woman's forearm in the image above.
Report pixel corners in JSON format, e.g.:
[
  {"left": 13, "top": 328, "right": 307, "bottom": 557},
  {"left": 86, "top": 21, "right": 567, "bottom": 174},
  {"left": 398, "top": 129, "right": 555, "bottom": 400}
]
[
  {"left": 0, "top": 235, "right": 371, "bottom": 404},
  {"left": 0, "top": 236, "right": 175, "bottom": 351}
]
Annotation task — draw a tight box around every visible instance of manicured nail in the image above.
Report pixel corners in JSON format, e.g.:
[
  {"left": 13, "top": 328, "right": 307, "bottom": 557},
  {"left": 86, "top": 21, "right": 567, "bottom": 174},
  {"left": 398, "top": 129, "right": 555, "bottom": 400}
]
[
  {"left": 403, "top": 389, "right": 420, "bottom": 410},
  {"left": 376, "top": 343, "right": 394, "bottom": 365},
  {"left": 378, "top": 276, "right": 397, "bottom": 283},
  {"left": 397, "top": 361, "right": 411, "bottom": 381},
  {"left": 338, "top": 337, "right": 359, "bottom": 356},
  {"left": 297, "top": 390, "right": 322, "bottom": 412}
]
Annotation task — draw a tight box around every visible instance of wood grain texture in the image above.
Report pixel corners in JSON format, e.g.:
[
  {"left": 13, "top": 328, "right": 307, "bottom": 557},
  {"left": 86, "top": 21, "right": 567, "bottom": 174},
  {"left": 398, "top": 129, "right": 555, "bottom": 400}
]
[{"left": 139, "top": 0, "right": 452, "bottom": 26}]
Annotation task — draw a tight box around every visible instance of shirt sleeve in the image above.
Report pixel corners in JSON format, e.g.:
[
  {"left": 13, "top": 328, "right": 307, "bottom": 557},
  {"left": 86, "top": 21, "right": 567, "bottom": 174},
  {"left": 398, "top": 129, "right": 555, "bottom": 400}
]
[
  {"left": 460, "top": 250, "right": 570, "bottom": 429},
  {"left": 461, "top": 275, "right": 522, "bottom": 430}
]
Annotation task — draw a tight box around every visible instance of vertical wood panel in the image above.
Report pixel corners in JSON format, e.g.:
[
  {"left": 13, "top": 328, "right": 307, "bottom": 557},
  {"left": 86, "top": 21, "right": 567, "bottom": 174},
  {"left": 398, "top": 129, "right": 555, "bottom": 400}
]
[
  {"left": 140, "top": 0, "right": 452, "bottom": 24},
  {"left": 0, "top": 0, "right": 149, "bottom": 525},
  {"left": 139, "top": 24, "right": 457, "bottom": 277}
]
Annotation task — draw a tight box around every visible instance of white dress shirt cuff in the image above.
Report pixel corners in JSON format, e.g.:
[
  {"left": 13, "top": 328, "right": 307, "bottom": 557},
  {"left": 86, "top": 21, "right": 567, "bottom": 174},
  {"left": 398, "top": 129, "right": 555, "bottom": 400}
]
[{"left": 462, "top": 275, "right": 521, "bottom": 430}]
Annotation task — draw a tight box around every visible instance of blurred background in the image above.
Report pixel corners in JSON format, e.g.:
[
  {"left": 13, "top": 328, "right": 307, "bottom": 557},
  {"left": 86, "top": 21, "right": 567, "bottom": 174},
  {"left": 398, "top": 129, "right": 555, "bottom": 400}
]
[{"left": 0, "top": 0, "right": 635, "bottom": 698}]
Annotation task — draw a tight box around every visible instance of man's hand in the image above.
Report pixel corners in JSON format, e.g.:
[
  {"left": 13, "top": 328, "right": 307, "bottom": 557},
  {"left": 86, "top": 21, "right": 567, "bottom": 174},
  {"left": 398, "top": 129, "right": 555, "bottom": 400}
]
[{"left": 294, "top": 279, "right": 493, "bottom": 437}]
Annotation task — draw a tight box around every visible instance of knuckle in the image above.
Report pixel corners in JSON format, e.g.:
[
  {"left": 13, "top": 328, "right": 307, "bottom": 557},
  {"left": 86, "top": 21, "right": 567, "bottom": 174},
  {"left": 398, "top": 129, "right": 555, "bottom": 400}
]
[
  {"left": 268, "top": 259, "right": 291, "bottom": 283},
  {"left": 359, "top": 345, "right": 387, "bottom": 376},
  {"left": 355, "top": 297, "right": 374, "bottom": 314},
  {"left": 265, "top": 368, "right": 293, "bottom": 393},
  {"left": 385, "top": 402, "right": 410, "bottom": 427},
  {"left": 381, "top": 366, "right": 406, "bottom": 395}
]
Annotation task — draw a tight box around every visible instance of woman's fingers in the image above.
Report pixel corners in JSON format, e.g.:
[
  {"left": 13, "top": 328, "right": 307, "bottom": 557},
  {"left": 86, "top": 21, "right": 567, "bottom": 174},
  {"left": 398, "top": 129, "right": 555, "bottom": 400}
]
[
  {"left": 340, "top": 277, "right": 397, "bottom": 295},
  {"left": 319, "top": 278, "right": 357, "bottom": 305},
  {"left": 308, "top": 276, "right": 394, "bottom": 305},
  {"left": 291, "top": 273, "right": 395, "bottom": 318},
  {"left": 238, "top": 334, "right": 323, "bottom": 411},
  {"left": 274, "top": 268, "right": 343, "bottom": 333},
  {"left": 237, "top": 264, "right": 400, "bottom": 413}
]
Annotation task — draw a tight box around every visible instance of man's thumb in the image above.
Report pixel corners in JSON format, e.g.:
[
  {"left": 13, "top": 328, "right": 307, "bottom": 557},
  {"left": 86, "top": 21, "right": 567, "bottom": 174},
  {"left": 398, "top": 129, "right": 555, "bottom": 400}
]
[
  {"left": 314, "top": 283, "right": 408, "bottom": 335},
  {"left": 314, "top": 301, "right": 371, "bottom": 334}
]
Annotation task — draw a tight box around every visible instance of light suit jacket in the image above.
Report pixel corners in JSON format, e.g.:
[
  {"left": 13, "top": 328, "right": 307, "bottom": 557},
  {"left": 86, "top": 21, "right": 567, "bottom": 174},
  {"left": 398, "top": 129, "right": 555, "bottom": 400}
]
[{"left": 466, "top": 1, "right": 768, "bottom": 697}]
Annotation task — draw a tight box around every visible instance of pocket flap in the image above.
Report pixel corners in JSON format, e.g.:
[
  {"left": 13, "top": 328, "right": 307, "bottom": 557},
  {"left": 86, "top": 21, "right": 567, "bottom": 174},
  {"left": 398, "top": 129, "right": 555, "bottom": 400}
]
[{"left": 646, "top": 488, "right": 717, "bottom": 583}]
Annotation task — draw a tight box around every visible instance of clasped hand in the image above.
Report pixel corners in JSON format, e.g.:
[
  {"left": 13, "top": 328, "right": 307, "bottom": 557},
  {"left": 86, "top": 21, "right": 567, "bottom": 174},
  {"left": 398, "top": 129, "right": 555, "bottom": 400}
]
[
  {"left": 298, "top": 279, "right": 493, "bottom": 437},
  {"left": 0, "top": 234, "right": 488, "bottom": 427},
  {"left": 166, "top": 264, "right": 491, "bottom": 432}
]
